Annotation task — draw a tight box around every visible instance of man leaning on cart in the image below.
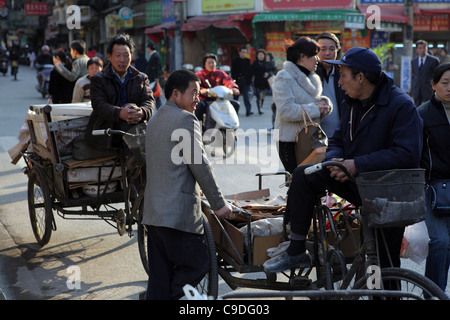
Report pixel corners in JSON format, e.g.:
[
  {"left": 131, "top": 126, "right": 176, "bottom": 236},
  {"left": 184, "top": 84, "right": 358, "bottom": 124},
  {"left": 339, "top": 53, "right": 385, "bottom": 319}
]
[
  {"left": 265, "top": 47, "right": 424, "bottom": 273},
  {"left": 141, "top": 70, "right": 233, "bottom": 300},
  {"left": 85, "top": 33, "right": 155, "bottom": 149}
]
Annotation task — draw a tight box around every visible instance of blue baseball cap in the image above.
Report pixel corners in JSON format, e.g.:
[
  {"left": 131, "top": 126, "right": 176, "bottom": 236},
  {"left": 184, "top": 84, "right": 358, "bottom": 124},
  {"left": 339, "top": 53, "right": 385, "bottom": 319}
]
[{"left": 324, "top": 47, "right": 382, "bottom": 74}]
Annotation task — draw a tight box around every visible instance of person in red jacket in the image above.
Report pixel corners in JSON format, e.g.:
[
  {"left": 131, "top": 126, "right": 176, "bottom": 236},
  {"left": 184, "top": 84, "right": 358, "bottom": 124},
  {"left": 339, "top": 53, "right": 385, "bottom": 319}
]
[{"left": 195, "top": 53, "right": 240, "bottom": 130}]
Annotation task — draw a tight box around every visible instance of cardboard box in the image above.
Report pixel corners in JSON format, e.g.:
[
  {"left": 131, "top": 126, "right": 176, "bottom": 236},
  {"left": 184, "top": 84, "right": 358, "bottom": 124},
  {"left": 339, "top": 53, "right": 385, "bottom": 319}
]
[{"left": 205, "top": 189, "right": 285, "bottom": 266}]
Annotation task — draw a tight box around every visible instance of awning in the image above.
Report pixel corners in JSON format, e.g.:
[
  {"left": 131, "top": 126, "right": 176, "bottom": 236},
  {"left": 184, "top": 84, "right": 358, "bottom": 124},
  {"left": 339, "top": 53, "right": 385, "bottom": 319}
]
[
  {"left": 144, "top": 21, "right": 175, "bottom": 43},
  {"left": 182, "top": 14, "right": 255, "bottom": 41},
  {"left": 358, "top": 5, "right": 420, "bottom": 24},
  {"left": 252, "top": 10, "right": 359, "bottom": 23}
]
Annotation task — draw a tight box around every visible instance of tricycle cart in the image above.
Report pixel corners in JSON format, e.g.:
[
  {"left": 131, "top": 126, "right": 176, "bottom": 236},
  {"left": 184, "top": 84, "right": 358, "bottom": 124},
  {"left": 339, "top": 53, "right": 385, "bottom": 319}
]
[
  {"left": 20, "top": 103, "right": 148, "bottom": 272},
  {"left": 201, "top": 167, "right": 448, "bottom": 300}
]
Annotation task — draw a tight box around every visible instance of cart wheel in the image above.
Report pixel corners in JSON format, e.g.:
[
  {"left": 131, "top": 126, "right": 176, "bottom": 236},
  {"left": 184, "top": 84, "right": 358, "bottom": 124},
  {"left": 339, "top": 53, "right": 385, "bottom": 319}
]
[
  {"left": 195, "top": 215, "right": 219, "bottom": 299},
  {"left": 136, "top": 198, "right": 149, "bottom": 275},
  {"left": 27, "top": 167, "right": 53, "bottom": 246}
]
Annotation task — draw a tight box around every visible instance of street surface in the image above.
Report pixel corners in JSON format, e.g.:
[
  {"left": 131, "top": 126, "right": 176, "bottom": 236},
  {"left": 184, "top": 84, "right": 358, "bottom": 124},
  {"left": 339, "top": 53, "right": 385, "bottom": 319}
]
[{"left": 0, "top": 65, "right": 448, "bottom": 300}]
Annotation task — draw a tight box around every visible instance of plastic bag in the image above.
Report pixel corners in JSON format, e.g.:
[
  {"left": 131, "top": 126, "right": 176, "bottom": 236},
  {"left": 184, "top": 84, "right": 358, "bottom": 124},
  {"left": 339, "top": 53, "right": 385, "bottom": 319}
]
[{"left": 400, "top": 221, "right": 429, "bottom": 264}]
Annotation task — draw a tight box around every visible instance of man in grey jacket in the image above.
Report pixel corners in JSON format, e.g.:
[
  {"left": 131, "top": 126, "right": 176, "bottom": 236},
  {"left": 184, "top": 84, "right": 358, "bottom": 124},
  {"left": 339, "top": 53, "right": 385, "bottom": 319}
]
[
  {"left": 53, "top": 40, "right": 89, "bottom": 82},
  {"left": 142, "top": 69, "right": 232, "bottom": 300}
]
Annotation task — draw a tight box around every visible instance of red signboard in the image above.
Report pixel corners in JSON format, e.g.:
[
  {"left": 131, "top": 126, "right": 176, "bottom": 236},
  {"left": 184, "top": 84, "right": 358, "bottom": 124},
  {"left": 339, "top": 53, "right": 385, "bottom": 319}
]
[
  {"left": 264, "top": 0, "right": 354, "bottom": 11},
  {"left": 25, "top": 2, "right": 48, "bottom": 16}
]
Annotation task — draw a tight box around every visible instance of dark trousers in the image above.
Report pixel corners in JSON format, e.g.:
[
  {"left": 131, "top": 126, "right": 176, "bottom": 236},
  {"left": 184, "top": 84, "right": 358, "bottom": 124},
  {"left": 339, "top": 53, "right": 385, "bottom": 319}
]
[
  {"left": 287, "top": 165, "right": 404, "bottom": 268},
  {"left": 278, "top": 141, "right": 297, "bottom": 174},
  {"left": 234, "top": 78, "right": 252, "bottom": 114},
  {"left": 145, "top": 225, "right": 210, "bottom": 300}
]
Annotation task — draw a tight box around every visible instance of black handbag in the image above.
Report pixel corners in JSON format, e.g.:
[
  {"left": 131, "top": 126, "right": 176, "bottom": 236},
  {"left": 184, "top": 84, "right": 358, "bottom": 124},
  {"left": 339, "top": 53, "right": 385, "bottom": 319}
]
[
  {"left": 294, "top": 106, "right": 328, "bottom": 166},
  {"left": 430, "top": 180, "right": 450, "bottom": 216}
]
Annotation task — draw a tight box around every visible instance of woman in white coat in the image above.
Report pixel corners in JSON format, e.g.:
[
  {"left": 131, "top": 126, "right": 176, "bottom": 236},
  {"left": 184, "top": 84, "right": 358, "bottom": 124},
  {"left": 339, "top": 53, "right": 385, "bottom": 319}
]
[{"left": 273, "top": 36, "right": 332, "bottom": 173}]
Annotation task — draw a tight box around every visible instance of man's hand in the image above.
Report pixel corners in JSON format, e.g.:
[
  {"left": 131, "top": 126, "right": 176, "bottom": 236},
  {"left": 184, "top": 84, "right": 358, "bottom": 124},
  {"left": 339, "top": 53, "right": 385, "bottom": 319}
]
[
  {"left": 214, "top": 204, "right": 234, "bottom": 220},
  {"left": 327, "top": 158, "right": 357, "bottom": 182},
  {"left": 119, "top": 103, "right": 143, "bottom": 124},
  {"left": 231, "top": 88, "right": 240, "bottom": 96}
]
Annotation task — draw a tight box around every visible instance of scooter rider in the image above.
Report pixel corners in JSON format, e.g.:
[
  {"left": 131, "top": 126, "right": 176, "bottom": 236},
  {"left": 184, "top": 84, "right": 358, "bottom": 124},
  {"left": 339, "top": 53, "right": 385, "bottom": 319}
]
[
  {"left": 35, "top": 45, "right": 53, "bottom": 86},
  {"left": 195, "top": 53, "right": 240, "bottom": 131}
]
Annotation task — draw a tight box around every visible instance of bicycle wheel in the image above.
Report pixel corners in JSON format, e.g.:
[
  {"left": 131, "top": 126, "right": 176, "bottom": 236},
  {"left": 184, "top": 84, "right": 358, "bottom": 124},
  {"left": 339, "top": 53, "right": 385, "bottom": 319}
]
[
  {"left": 136, "top": 197, "right": 149, "bottom": 275},
  {"left": 352, "top": 267, "right": 449, "bottom": 300},
  {"left": 27, "top": 167, "right": 53, "bottom": 246},
  {"left": 195, "top": 215, "right": 219, "bottom": 299}
]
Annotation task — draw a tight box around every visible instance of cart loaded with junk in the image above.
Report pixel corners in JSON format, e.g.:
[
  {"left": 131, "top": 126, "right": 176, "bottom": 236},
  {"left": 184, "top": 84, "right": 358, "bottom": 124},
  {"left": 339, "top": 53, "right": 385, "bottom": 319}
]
[{"left": 9, "top": 103, "right": 149, "bottom": 272}]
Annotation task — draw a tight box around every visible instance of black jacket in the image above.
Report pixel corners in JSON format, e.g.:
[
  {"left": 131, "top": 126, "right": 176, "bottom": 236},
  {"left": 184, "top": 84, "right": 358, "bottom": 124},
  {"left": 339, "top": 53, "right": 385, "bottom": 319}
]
[{"left": 418, "top": 94, "right": 450, "bottom": 181}]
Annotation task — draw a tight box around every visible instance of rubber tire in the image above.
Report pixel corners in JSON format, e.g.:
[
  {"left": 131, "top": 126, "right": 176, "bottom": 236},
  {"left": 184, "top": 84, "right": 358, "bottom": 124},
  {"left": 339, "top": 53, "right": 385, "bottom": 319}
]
[
  {"left": 352, "top": 267, "right": 449, "bottom": 300},
  {"left": 27, "top": 167, "right": 53, "bottom": 246}
]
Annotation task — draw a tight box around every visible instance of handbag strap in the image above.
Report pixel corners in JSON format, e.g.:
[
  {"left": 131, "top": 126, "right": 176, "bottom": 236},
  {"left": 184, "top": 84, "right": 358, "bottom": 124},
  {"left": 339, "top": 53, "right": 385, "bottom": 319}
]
[{"left": 295, "top": 106, "right": 315, "bottom": 139}]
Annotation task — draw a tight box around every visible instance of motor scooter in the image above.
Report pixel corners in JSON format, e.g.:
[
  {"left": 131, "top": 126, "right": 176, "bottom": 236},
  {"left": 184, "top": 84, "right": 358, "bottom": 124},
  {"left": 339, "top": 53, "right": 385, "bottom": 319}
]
[
  {"left": 35, "top": 64, "right": 54, "bottom": 98},
  {"left": 202, "top": 85, "right": 239, "bottom": 157},
  {"left": 0, "top": 57, "right": 7, "bottom": 76}
]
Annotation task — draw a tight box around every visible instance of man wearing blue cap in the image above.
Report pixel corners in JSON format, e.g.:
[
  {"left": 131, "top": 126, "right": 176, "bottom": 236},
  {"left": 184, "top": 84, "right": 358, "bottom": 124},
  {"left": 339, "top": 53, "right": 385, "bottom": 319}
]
[{"left": 265, "top": 47, "right": 423, "bottom": 273}]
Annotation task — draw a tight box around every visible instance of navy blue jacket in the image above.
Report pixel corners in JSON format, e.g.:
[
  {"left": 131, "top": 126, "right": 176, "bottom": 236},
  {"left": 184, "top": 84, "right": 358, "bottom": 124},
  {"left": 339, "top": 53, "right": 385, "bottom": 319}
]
[{"left": 325, "top": 74, "right": 423, "bottom": 174}]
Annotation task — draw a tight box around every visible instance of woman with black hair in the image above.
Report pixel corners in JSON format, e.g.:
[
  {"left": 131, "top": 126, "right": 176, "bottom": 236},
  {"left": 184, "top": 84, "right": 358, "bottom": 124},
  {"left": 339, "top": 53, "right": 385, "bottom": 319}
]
[
  {"left": 417, "top": 62, "right": 450, "bottom": 293},
  {"left": 272, "top": 36, "right": 332, "bottom": 173}
]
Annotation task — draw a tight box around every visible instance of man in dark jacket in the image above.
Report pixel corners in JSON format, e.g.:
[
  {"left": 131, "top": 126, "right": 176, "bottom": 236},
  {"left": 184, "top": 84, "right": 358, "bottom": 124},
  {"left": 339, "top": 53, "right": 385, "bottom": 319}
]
[
  {"left": 231, "top": 47, "right": 252, "bottom": 116},
  {"left": 266, "top": 47, "right": 423, "bottom": 273},
  {"left": 145, "top": 41, "right": 163, "bottom": 109},
  {"left": 86, "top": 33, "right": 155, "bottom": 148}
]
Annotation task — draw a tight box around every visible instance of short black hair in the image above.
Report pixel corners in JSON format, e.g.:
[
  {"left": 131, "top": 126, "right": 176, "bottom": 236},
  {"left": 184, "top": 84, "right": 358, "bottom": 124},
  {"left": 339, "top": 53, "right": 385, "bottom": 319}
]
[
  {"left": 348, "top": 66, "right": 382, "bottom": 85},
  {"left": 285, "top": 36, "right": 320, "bottom": 64},
  {"left": 202, "top": 53, "right": 217, "bottom": 68},
  {"left": 165, "top": 69, "right": 200, "bottom": 101},
  {"left": 87, "top": 56, "right": 103, "bottom": 68},
  {"left": 107, "top": 33, "right": 135, "bottom": 55},
  {"left": 316, "top": 32, "right": 340, "bottom": 49},
  {"left": 71, "top": 40, "right": 86, "bottom": 55},
  {"left": 432, "top": 62, "right": 450, "bottom": 85}
]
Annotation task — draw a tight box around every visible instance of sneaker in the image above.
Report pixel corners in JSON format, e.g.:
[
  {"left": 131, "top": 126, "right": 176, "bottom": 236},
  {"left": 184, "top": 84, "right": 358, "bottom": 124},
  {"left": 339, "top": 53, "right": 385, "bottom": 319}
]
[{"left": 264, "top": 252, "right": 311, "bottom": 273}]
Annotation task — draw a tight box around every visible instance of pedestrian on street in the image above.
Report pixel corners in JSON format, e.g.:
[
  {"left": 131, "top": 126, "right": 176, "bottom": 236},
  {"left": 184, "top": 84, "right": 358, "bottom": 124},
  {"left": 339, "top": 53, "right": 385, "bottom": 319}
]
[
  {"left": 141, "top": 69, "right": 233, "bottom": 300},
  {"left": 439, "top": 48, "right": 450, "bottom": 65},
  {"left": 272, "top": 36, "right": 331, "bottom": 173},
  {"left": 53, "top": 40, "right": 89, "bottom": 82},
  {"left": 411, "top": 39, "right": 440, "bottom": 107},
  {"left": 315, "top": 32, "right": 345, "bottom": 138},
  {"left": 417, "top": 62, "right": 450, "bottom": 293},
  {"left": 265, "top": 47, "right": 423, "bottom": 273},
  {"left": 86, "top": 33, "right": 154, "bottom": 149},
  {"left": 250, "top": 49, "right": 272, "bottom": 115},
  {"left": 48, "top": 50, "right": 75, "bottom": 103},
  {"left": 145, "top": 41, "right": 163, "bottom": 109},
  {"left": 195, "top": 53, "right": 240, "bottom": 131},
  {"left": 231, "top": 46, "right": 253, "bottom": 116},
  {"left": 72, "top": 57, "right": 103, "bottom": 103}
]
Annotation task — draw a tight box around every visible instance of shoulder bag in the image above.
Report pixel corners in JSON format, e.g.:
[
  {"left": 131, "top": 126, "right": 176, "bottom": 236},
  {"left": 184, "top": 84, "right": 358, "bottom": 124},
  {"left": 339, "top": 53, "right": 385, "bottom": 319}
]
[
  {"left": 430, "top": 180, "right": 450, "bottom": 216},
  {"left": 294, "top": 106, "right": 328, "bottom": 166}
]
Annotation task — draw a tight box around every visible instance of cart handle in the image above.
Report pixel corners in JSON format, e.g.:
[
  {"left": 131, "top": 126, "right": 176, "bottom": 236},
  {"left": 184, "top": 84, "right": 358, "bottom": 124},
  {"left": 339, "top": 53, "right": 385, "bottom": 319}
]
[{"left": 92, "top": 128, "right": 142, "bottom": 138}]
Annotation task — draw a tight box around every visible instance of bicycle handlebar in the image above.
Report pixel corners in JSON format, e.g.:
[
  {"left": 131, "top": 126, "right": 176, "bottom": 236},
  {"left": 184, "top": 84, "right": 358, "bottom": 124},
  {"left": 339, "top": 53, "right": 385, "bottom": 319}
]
[
  {"left": 92, "top": 128, "right": 140, "bottom": 137},
  {"left": 304, "top": 161, "right": 355, "bottom": 182}
]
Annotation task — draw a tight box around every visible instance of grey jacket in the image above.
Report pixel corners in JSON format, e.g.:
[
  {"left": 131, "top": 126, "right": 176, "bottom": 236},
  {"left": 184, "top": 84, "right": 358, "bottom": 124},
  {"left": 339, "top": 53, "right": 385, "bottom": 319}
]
[
  {"left": 55, "top": 54, "right": 89, "bottom": 82},
  {"left": 142, "top": 101, "right": 226, "bottom": 234},
  {"left": 273, "top": 61, "right": 331, "bottom": 142}
]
